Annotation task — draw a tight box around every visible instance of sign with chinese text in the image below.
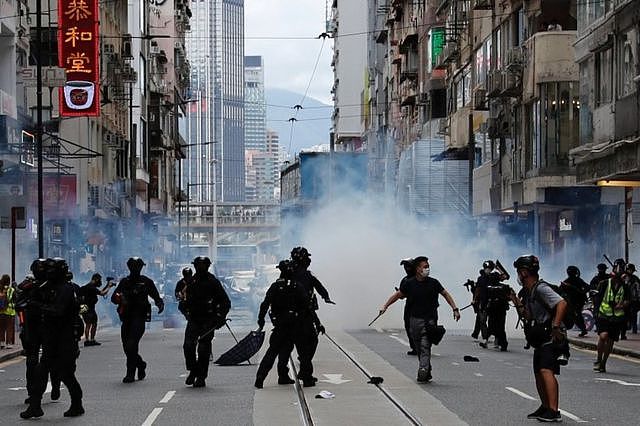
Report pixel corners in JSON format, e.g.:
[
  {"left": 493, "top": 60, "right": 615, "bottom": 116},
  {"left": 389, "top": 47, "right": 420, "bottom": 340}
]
[
  {"left": 58, "top": 0, "right": 100, "bottom": 116},
  {"left": 430, "top": 27, "right": 445, "bottom": 66}
]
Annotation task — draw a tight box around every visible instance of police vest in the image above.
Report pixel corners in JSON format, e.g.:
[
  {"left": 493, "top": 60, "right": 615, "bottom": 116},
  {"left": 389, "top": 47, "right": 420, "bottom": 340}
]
[
  {"left": 599, "top": 279, "right": 625, "bottom": 318},
  {"left": 0, "top": 286, "right": 15, "bottom": 316}
]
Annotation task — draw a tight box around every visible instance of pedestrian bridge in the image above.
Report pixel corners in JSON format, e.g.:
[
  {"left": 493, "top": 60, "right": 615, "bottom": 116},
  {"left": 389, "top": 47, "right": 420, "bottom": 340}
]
[{"left": 178, "top": 201, "right": 280, "bottom": 233}]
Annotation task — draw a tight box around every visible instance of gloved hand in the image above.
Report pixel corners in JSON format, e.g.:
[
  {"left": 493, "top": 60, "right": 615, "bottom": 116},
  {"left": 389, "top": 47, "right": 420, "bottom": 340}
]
[
  {"left": 324, "top": 298, "right": 336, "bottom": 305},
  {"left": 257, "top": 318, "right": 265, "bottom": 329},
  {"left": 317, "top": 324, "right": 326, "bottom": 335},
  {"left": 156, "top": 300, "right": 165, "bottom": 314}
]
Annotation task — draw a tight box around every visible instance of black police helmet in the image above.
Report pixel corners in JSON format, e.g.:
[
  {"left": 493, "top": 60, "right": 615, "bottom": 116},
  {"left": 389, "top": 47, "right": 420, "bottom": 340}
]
[
  {"left": 613, "top": 258, "right": 626, "bottom": 274},
  {"left": 127, "top": 256, "right": 145, "bottom": 268},
  {"left": 182, "top": 267, "right": 193, "bottom": 277},
  {"left": 597, "top": 263, "right": 608, "bottom": 271},
  {"left": 513, "top": 255, "right": 540, "bottom": 273},
  {"left": 627, "top": 263, "right": 636, "bottom": 273},
  {"left": 483, "top": 260, "right": 495, "bottom": 270},
  {"left": 276, "top": 259, "right": 291, "bottom": 270},
  {"left": 30, "top": 258, "right": 48, "bottom": 273},
  {"left": 192, "top": 256, "right": 212, "bottom": 266},
  {"left": 566, "top": 265, "right": 580, "bottom": 277},
  {"left": 291, "top": 246, "right": 311, "bottom": 260}
]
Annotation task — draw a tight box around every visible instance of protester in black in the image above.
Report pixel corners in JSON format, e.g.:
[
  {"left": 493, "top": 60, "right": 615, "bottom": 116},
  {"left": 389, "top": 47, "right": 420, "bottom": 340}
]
[
  {"left": 590, "top": 263, "right": 610, "bottom": 292},
  {"left": 399, "top": 258, "right": 417, "bottom": 355},
  {"left": 483, "top": 262, "right": 512, "bottom": 351},
  {"left": 80, "top": 273, "right": 114, "bottom": 346},
  {"left": 626, "top": 264, "right": 640, "bottom": 334},
  {"left": 380, "top": 256, "right": 460, "bottom": 383},
  {"left": 111, "top": 257, "right": 164, "bottom": 383},
  {"left": 181, "top": 257, "right": 230, "bottom": 388}
]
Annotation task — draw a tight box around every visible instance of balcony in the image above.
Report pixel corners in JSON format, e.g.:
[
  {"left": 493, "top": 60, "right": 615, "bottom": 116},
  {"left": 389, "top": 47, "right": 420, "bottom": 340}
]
[
  {"left": 472, "top": 0, "right": 493, "bottom": 10},
  {"left": 399, "top": 79, "right": 417, "bottom": 107},
  {"left": 434, "top": 41, "right": 459, "bottom": 69},
  {"left": 523, "top": 31, "right": 578, "bottom": 101},
  {"left": 473, "top": 87, "right": 488, "bottom": 111},
  {"left": 487, "top": 70, "right": 503, "bottom": 97}
]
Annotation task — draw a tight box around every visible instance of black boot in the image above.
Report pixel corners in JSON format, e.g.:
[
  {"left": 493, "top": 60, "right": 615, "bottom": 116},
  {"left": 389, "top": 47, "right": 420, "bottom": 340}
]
[
  {"left": 254, "top": 376, "right": 264, "bottom": 389},
  {"left": 51, "top": 386, "right": 61, "bottom": 401},
  {"left": 185, "top": 371, "right": 196, "bottom": 386},
  {"left": 193, "top": 377, "right": 206, "bottom": 388},
  {"left": 123, "top": 368, "right": 136, "bottom": 383},
  {"left": 20, "top": 403, "right": 44, "bottom": 419},
  {"left": 63, "top": 401, "right": 85, "bottom": 417},
  {"left": 278, "top": 376, "right": 295, "bottom": 385},
  {"left": 137, "top": 361, "right": 147, "bottom": 380}
]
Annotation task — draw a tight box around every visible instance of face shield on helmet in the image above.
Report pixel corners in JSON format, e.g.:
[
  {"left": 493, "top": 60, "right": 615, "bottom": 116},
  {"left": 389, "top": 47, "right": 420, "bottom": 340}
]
[
  {"left": 613, "top": 258, "right": 626, "bottom": 276},
  {"left": 182, "top": 267, "right": 193, "bottom": 278},
  {"left": 192, "top": 256, "right": 211, "bottom": 273}
]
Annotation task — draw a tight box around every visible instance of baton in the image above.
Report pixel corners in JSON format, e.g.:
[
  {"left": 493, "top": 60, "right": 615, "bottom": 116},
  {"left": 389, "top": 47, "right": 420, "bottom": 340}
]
[
  {"left": 459, "top": 303, "right": 473, "bottom": 311},
  {"left": 368, "top": 311, "right": 384, "bottom": 327},
  {"left": 603, "top": 254, "right": 614, "bottom": 267}
]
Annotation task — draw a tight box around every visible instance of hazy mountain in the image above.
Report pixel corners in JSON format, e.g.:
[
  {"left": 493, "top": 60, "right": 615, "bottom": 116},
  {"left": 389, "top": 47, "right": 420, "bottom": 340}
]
[{"left": 265, "top": 88, "right": 331, "bottom": 155}]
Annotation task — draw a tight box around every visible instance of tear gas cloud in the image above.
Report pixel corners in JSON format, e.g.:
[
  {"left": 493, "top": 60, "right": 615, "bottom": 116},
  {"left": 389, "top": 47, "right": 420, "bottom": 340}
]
[{"left": 283, "top": 185, "right": 612, "bottom": 336}]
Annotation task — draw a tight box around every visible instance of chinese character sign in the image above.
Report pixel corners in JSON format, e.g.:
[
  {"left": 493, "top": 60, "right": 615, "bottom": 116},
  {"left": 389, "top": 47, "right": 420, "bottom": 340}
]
[{"left": 58, "top": 0, "right": 99, "bottom": 116}]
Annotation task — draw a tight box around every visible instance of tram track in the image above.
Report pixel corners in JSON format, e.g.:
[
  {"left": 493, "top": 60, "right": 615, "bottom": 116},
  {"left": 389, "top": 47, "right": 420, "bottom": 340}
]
[{"left": 290, "top": 331, "right": 423, "bottom": 426}]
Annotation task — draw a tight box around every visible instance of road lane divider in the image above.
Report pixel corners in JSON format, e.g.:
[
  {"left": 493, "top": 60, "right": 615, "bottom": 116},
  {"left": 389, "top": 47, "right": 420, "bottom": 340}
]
[
  {"left": 141, "top": 407, "right": 163, "bottom": 426},
  {"left": 159, "top": 390, "right": 176, "bottom": 403}
]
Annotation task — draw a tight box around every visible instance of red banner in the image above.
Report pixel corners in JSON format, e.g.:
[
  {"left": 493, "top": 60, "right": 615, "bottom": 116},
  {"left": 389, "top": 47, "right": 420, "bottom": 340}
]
[{"left": 58, "top": 0, "right": 100, "bottom": 116}]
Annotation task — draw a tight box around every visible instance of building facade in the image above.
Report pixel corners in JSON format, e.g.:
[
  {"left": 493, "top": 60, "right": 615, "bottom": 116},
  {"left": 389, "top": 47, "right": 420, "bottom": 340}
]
[{"left": 185, "top": 0, "right": 245, "bottom": 204}]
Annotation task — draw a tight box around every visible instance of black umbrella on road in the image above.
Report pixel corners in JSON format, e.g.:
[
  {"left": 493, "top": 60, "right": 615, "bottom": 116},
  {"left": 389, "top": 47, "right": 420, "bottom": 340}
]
[{"left": 214, "top": 329, "right": 265, "bottom": 366}]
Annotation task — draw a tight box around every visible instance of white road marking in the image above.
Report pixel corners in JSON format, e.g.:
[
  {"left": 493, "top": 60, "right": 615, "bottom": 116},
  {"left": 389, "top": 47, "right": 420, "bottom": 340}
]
[
  {"left": 595, "top": 378, "right": 640, "bottom": 387},
  {"left": 505, "top": 387, "right": 588, "bottom": 423},
  {"left": 8, "top": 386, "right": 27, "bottom": 391},
  {"left": 389, "top": 335, "right": 410, "bottom": 347},
  {"left": 141, "top": 407, "right": 163, "bottom": 426},
  {"left": 474, "top": 373, "right": 483, "bottom": 377},
  {"left": 505, "top": 386, "right": 536, "bottom": 401},
  {"left": 179, "top": 373, "right": 188, "bottom": 378},
  {"left": 451, "top": 362, "right": 460, "bottom": 366},
  {"left": 319, "top": 374, "right": 351, "bottom": 385},
  {"left": 159, "top": 390, "right": 176, "bottom": 403},
  {"left": 0, "top": 369, "right": 5, "bottom": 372}
]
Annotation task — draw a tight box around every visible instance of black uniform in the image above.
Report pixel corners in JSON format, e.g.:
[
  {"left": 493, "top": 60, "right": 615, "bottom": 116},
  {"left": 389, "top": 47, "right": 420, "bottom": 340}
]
[
  {"left": 473, "top": 272, "right": 490, "bottom": 341},
  {"left": 181, "top": 271, "right": 230, "bottom": 383},
  {"left": 485, "top": 274, "right": 511, "bottom": 351},
  {"left": 560, "top": 276, "right": 589, "bottom": 334},
  {"left": 21, "top": 266, "right": 84, "bottom": 418},
  {"left": 401, "top": 274, "right": 416, "bottom": 352},
  {"left": 255, "top": 276, "right": 310, "bottom": 386},
  {"left": 111, "top": 274, "right": 163, "bottom": 381},
  {"left": 291, "top": 267, "right": 327, "bottom": 382}
]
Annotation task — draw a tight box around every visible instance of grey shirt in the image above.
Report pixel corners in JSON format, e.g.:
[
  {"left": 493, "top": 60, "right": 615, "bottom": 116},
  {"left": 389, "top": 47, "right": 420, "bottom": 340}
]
[{"left": 525, "top": 280, "right": 563, "bottom": 324}]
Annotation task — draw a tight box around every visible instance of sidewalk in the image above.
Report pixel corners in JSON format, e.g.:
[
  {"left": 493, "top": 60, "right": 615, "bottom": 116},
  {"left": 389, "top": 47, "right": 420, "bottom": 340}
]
[
  {"left": 568, "top": 330, "right": 640, "bottom": 359},
  {"left": 0, "top": 345, "right": 23, "bottom": 363}
]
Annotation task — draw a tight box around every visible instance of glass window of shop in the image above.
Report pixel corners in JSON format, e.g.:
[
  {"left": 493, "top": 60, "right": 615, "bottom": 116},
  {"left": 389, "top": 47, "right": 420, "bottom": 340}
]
[
  {"left": 618, "top": 26, "right": 638, "bottom": 98},
  {"left": 455, "top": 67, "right": 471, "bottom": 109}
]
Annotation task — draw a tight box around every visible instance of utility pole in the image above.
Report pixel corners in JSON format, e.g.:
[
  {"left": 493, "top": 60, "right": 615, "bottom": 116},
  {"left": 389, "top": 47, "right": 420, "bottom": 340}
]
[{"left": 35, "top": 0, "right": 44, "bottom": 257}]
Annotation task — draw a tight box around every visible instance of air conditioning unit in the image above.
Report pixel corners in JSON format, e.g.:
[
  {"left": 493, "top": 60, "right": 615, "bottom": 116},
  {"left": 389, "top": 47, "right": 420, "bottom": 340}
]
[{"left": 150, "top": 44, "right": 160, "bottom": 55}]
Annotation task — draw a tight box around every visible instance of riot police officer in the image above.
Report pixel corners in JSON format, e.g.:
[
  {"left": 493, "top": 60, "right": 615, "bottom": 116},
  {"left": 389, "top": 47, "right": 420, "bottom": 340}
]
[
  {"left": 255, "top": 260, "right": 310, "bottom": 388},
  {"left": 111, "top": 257, "right": 164, "bottom": 383},
  {"left": 175, "top": 267, "right": 193, "bottom": 302},
  {"left": 480, "top": 260, "right": 512, "bottom": 351},
  {"left": 289, "top": 247, "right": 332, "bottom": 385},
  {"left": 15, "top": 259, "right": 48, "bottom": 409},
  {"left": 180, "top": 257, "right": 230, "bottom": 388},
  {"left": 560, "top": 266, "right": 589, "bottom": 337},
  {"left": 21, "top": 258, "right": 84, "bottom": 419}
]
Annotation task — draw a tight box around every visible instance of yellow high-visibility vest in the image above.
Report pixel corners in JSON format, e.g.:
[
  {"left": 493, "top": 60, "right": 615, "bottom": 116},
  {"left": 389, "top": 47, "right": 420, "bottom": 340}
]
[
  {"left": 599, "top": 279, "right": 625, "bottom": 318},
  {"left": 0, "top": 286, "right": 15, "bottom": 316}
]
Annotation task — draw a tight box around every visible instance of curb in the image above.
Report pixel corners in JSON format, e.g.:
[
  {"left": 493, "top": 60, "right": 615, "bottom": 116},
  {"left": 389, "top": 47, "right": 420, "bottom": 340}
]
[
  {"left": 568, "top": 338, "right": 640, "bottom": 359},
  {"left": 0, "top": 348, "right": 24, "bottom": 363}
]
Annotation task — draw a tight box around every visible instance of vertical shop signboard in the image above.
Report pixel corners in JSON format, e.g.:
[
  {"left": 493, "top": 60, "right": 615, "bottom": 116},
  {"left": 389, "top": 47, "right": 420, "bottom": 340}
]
[{"left": 58, "top": 0, "right": 100, "bottom": 116}]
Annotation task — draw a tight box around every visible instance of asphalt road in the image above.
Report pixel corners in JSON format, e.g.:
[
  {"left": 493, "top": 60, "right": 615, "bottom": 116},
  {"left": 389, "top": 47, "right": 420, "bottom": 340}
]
[
  {"left": 2, "top": 322, "right": 640, "bottom": 425},
  {"left": 352, "top": 328, "right": 640, "bottom": 425}
]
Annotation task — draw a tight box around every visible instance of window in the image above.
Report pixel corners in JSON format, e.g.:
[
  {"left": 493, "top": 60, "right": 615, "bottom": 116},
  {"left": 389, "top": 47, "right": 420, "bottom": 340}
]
[
  {"left": 618, "top": 27, "right": 638, "bottom": 98},
  {"left": 596, "top": 48, "right": 613, "bottom": 105}
]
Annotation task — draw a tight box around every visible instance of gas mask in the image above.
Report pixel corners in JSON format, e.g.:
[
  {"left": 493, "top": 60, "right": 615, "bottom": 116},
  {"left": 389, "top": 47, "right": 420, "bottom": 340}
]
[
  {"left": 483, "top": 268, "right": 492, "bottom": 275},
  {"left": 421, "top": 268, "right": 430, "bottom": 278}
]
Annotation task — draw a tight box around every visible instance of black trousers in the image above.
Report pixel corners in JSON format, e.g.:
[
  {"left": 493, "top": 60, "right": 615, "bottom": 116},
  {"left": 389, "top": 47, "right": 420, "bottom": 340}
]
[
  {"left": 473, "top": 310, "right": 489, "bottom": 340},
  {"left": 573, "top": 303, "right": 587, "bottom": 333},
  {"left": 404, "top": 305, "right": 416, "bottom": 351},
  {"left": 294, "top": 320, "right": 318, "bottom": 381},
  {"left": 20, "top": 322, "right": 44, "bottom": 399},
  {"left": 256, "top": 326, "right": 295, "bottom": 380},
  {"left": 487, "top": 308, "right": 507, "bottom": 348},
  {"left": 121, "top": 316, "right": 147, "bottom": 374},
  {"left": 183, "top": 320, "right": 216, "bottom": 378},
  {"left": 33, "top": 339, "right": 82, "bottom": 405}
]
